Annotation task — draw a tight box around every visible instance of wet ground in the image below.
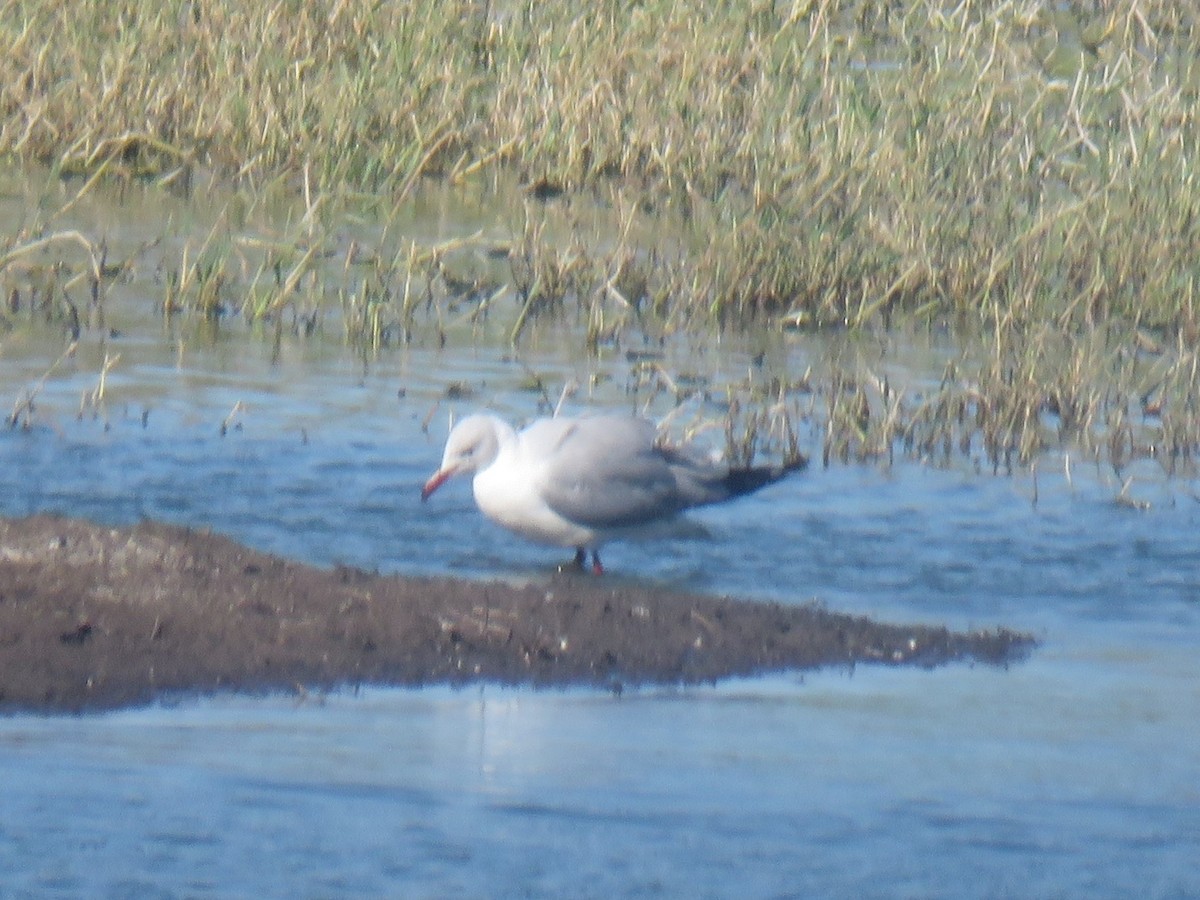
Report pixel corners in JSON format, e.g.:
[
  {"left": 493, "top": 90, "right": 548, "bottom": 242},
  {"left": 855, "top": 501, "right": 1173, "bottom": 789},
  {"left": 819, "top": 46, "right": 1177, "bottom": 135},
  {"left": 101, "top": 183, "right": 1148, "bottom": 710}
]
[{"left": 0, "top": 514, "right": 1030, "bottom": 713}]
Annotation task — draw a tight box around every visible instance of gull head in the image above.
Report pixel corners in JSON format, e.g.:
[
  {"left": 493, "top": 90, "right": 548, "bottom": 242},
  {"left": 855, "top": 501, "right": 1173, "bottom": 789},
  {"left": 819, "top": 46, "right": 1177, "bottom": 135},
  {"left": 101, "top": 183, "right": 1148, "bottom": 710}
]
[{"left": 421, "top": 414, "right": 504, "bottom": 501}]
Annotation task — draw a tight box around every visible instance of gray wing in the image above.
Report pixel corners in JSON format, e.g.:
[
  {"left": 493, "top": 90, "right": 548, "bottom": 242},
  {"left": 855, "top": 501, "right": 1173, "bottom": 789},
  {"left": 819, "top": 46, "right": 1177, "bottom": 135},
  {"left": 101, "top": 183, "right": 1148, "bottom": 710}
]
[{"left": 528, "top": 417, "right": 705, "bottom": 530}]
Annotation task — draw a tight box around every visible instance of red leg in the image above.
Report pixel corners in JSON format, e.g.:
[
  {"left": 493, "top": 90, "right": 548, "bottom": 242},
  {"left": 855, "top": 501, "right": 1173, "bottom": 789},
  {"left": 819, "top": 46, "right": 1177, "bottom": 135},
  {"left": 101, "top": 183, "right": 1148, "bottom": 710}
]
[{"left": 591, "top": 550, "right": 604, "bottom": 576}]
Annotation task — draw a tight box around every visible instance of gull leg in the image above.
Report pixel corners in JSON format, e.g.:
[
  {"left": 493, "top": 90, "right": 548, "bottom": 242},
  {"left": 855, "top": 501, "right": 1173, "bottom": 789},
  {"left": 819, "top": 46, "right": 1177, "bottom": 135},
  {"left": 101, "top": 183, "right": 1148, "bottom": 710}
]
[
  {"left": 557, "top": 548, "right": 589, "bottom": 574},
  {"left": 564, "top": 547, "right": 603, "bottom": 575}
]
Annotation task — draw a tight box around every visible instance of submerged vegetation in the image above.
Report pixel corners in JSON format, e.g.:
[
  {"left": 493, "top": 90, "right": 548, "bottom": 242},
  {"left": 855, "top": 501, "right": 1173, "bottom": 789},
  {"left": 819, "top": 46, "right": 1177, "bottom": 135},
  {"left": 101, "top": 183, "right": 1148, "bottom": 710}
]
[{"left": 2, "top": 1, "right": 1200, "bottom": 476}]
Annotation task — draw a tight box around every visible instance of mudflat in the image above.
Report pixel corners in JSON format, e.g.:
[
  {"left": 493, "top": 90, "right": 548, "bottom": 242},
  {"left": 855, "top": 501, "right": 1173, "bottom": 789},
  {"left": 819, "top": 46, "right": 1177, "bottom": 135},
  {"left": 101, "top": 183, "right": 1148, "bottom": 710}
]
[{"left": 0, "top": 514, "right": 1033, "bottom": 713}]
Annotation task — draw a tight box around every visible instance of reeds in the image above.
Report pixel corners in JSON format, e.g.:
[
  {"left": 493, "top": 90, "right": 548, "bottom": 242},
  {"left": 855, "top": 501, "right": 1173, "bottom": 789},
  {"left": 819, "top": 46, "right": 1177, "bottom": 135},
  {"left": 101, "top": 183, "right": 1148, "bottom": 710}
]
[
  {"left": 4, "top": 1, "right": 1198, "bottom": 326},
  {"left": 3, "top": 1, "right": 1200, "bottom": 472}
]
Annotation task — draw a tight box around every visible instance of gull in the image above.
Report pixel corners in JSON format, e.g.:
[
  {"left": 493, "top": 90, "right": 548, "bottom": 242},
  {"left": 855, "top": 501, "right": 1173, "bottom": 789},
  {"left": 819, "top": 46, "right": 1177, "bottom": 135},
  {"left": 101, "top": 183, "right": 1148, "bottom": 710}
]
[{"left": 421, "top": 413, "right": 804, "bottom": 573}]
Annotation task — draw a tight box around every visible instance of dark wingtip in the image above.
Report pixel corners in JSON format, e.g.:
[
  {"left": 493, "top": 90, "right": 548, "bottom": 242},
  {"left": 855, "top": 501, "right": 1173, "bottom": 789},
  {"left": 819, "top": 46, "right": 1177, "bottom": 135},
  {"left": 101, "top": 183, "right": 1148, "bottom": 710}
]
[{"left": 724, "top": 453, "right": 806, "bottom": 498}]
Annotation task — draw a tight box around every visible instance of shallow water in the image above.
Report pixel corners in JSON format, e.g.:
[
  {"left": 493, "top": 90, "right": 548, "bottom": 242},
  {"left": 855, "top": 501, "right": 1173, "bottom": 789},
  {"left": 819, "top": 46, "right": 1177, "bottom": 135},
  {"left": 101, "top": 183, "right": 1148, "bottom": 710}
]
[{"left": 2, "top": 173, "right": 1199, "bottom": 896}]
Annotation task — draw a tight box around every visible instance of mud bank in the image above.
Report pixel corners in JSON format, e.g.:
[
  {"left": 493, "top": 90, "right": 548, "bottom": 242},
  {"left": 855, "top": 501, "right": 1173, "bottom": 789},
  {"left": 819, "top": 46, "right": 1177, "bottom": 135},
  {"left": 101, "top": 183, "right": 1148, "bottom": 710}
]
[{"left": 0, "top": 515, "right": 1034, "bottom": 713}]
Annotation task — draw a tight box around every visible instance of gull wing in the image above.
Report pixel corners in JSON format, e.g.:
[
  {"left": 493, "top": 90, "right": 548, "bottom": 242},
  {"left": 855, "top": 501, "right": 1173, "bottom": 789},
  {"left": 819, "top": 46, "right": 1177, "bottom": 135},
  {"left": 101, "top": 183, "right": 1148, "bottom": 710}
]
[{"left": 528, "top": 417, "right": 692, "bottom": 530}]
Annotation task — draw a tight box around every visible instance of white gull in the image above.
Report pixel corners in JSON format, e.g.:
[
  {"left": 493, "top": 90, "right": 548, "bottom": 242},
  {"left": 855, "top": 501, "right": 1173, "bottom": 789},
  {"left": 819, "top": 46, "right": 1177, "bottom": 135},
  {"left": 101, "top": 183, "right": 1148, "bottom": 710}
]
[{"left": 421, "top": 413, "right": 804, "bottom": 573}]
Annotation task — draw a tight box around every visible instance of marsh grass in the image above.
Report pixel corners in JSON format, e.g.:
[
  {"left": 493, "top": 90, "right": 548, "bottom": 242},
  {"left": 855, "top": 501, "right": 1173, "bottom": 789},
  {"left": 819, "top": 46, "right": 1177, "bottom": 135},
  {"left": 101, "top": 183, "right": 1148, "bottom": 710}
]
[
  {"left": 3, "top": 1, "right": 1200, "bottom": 474},
  {"left": 3, "top": 170, "right": 1197, "bottom": 477},
  {"left": 5, "top": 1, "right": 1199, "bottom": 327}
]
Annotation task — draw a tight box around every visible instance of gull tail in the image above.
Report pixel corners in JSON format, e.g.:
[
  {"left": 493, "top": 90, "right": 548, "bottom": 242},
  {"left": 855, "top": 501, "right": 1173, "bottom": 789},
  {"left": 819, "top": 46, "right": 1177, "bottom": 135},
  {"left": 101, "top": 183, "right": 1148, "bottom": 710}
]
[{"left": 722, "top": 453, "right": 808, "bottom": 500}]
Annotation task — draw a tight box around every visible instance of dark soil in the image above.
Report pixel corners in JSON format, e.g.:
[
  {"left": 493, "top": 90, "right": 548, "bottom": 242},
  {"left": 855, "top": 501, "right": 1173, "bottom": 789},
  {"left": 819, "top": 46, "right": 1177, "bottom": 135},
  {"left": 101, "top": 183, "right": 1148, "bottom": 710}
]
[{"left": 0, "top": 514, "right": 1034, "bottom": 714}]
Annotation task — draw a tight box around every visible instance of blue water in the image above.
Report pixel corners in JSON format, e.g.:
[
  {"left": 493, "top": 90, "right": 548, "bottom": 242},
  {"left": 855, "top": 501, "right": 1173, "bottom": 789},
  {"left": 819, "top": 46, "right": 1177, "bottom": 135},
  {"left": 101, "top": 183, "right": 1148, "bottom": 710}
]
[
  {"left": 1, "top": 328, "right": 1199, "bottom": 898},
  {"left": 1, "top": 159, "right": 1198, "bottom": 895}
]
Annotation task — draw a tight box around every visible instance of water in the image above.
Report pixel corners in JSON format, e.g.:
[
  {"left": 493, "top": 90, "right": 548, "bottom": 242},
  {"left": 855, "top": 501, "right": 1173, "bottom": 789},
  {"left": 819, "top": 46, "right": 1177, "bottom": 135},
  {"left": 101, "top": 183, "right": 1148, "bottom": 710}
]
[{"left": 1, "top": 173, "right": 1199, "bottom": 897}]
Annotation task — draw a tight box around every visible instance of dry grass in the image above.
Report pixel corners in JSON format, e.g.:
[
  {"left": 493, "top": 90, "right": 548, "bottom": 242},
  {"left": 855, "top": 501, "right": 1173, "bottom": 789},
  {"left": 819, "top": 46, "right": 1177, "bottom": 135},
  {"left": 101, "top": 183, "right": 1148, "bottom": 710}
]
[
  {"left": 3, "top": 1, "right": 1200, "bottom": 473},
  {"left": 3, "top": 1, "right": 1198, "bottom": 328}
]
